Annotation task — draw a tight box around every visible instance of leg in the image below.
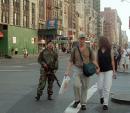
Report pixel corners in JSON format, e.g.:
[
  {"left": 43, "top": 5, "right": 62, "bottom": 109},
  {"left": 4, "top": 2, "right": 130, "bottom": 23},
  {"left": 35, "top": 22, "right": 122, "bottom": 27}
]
[
  {"left": 114, "top": 57, "right": 118, "bottom": 72},
  {"left": 72, "top": 67, "right": 81, "bottom": 108},
  {"left": 80, "top": 75, "right": 89, "bottom": 105},
  {"left": 125, "top": 57, "right": 129, "bottom": 72},
  {"left": 47, "top": 73, "right": 55, "bottom": 100},
  {"left": 103, "top": 71, "right": 113, "bottom": 106},
  {"left": 73, "top": 75, "right": 81, "bottom": 102},
  {"left": 97, "top": 72, "right": 104, "bottom": 99},
  {"left": 36, "top": 74, "right": 47, "bottom": 100}
]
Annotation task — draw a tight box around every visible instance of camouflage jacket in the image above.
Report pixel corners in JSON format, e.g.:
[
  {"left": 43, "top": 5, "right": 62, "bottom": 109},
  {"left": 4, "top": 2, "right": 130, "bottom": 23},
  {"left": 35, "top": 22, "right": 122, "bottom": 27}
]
[{"left": 38, "top": 48, "right": 58, "bottom": 70}]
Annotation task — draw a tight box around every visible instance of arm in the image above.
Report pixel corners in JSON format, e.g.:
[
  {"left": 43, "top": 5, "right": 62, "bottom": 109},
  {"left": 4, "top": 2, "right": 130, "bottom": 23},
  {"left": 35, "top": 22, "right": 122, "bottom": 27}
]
[
  {"left": 92, "top": 50, "right": 100, "bottom": 74},
  {"left": 38, "top": 50, "right": 47, "bottom": 67},
  {"left": 65, "top": 48, "right": 75, "bottom": 76},
  {"left": 65, "top": 61, "right": 73, "bottom": 76},
  {"left": 54, "top": 51, "right": 58, "bottom": 70},
  {"left": 111, "top": 49, "right": 116, "bottom": 74}
]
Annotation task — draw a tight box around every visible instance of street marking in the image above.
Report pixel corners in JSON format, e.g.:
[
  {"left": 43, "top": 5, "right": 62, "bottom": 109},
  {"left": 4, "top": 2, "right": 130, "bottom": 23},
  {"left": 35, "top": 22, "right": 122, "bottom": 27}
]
[
  {"left": 0, "top": 66, "right": 24, "bottom": 68},
  {"left": 64, "top": 83, "right": 97, "bottom": 113},
  {"left": 28, "top": 63, "right": 38, "bottom": 65},
  {"left": 0, "top": 70, "right": 28, "bottom": 72}
]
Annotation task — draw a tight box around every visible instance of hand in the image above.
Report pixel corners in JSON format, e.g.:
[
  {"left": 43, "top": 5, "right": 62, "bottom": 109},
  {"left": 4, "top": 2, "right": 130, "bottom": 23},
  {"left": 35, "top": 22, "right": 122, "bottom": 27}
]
[
  {"left": 113, "top": 71, "right": 117, "bottom": 79},
  {"left": 65, "top": 71, "right": 71, "bottom": 76},
  {"left": 43, "top": 64, "right": 48, "bottom": 68},
  {"left": 96, "top": 67, "right": 100, "bottom": 75},
  {"left": 42, "top": 64, "right": 48, "bottom": 71}
]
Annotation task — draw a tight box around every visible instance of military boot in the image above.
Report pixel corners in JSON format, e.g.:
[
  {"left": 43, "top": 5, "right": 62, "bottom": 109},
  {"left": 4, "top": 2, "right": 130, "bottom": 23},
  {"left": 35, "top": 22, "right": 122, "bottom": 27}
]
[
  {"left": 48, "top": 95, "right": 53, "bottom": 100},
  {"left": 35, "top": 94, "right": 41, "bottom": 101}
]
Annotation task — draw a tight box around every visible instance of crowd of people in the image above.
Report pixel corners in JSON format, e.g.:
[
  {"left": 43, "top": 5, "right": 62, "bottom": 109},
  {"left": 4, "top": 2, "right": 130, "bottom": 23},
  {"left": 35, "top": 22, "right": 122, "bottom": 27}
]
[{"left": 35, "top": 34, "right": 130, "bottom": 111}]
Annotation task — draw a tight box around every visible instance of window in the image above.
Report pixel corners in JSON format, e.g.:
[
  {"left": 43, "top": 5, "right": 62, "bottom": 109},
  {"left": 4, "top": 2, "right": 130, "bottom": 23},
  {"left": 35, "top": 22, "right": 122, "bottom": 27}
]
[
  {"left": 39, "top": 0, "right": 45, "bottom": 20},
  {"left": 13, "top": 0, "right": 20, "bottom": 25},
  {"left": 23, "top": 0, "right": 29, "bottom": 27},
  {"left": 1, "top": 0, "right": 9, "bottom": 23},
  {"left": 32, "top": 3, "right": 35, "bottom": 29}
]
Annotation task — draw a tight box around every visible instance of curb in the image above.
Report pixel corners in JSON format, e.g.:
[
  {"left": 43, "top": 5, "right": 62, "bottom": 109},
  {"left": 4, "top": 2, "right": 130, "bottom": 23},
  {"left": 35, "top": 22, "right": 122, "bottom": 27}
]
[{"left": 111, "top": 94, "right": 130, "bottom": 105}]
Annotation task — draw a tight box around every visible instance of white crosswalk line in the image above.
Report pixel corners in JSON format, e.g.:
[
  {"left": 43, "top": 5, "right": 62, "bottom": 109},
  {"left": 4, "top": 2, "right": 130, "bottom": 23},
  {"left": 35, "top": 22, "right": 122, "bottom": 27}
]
[
  {"left": 64, "top": 83, "right": 97, "bottom": 113},
  {"left": 0, "top": 65, "right": 24, "bottom": 67},
  {"left": 0, "top": 70, "right": 27, "bottom": 72}
]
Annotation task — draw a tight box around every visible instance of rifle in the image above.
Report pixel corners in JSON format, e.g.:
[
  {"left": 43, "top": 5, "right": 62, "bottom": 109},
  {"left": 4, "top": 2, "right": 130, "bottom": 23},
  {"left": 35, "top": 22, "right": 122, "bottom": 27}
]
[
  {"left": 41, "top": 55, "right": 60, "bottom": 87},
  {"left": 53, "top": 73, "right": 61, "bottom": 87},
  {"left": 46, "top": 70, "right": 61, "bottom": 88}
]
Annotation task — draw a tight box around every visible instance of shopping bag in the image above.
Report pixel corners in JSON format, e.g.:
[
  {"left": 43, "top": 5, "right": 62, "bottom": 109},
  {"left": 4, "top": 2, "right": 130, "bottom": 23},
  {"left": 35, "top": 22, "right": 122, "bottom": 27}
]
[{"left": 59, "top": 76, "right": 70, "bottom": 95}]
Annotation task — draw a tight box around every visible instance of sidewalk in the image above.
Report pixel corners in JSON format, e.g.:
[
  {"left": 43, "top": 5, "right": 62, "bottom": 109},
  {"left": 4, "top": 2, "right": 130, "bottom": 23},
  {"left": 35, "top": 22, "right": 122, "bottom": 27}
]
[
  {"left": 0, "top": 54, "right": 38, "bottom": 65},
  {"left": 111, "top": 70, "right": 130, "bottom": 105},
  {"left": 0, "top": 52, "right": 67, "bottom": 65}
]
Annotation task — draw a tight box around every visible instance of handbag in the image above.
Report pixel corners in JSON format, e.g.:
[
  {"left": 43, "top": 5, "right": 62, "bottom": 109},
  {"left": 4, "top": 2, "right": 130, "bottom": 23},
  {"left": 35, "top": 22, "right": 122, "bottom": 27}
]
[{"left": 77, "top": 46, "right": 96, "bottom": 77}]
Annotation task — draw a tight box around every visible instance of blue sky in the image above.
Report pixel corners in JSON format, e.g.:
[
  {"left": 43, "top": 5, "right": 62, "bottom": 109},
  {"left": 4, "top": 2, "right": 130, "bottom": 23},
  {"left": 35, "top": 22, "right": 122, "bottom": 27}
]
[{"left": 101, "top": 0, "right": 130, "bottom": 41}]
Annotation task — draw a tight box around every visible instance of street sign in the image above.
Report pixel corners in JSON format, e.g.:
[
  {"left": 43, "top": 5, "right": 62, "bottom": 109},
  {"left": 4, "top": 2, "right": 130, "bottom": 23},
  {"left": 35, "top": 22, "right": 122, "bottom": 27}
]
[{"left": 12, "top": 37, "right": 16, "bottom": 44}]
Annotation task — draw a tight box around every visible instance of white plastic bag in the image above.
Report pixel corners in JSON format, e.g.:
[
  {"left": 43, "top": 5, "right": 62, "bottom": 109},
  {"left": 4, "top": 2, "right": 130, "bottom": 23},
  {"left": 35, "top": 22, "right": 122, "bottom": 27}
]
[{"left": 59, "top": 76, "right": 70, "bottom": 95}]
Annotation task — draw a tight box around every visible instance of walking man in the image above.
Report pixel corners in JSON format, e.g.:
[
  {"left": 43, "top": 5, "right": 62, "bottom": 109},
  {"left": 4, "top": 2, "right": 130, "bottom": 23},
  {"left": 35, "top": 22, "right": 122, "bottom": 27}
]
[
  {"left": 65, "top": 34, "right": 99, "bottom": 110},
  {"left": 35, "top": 41, "right": 58, "bottom": 101}
]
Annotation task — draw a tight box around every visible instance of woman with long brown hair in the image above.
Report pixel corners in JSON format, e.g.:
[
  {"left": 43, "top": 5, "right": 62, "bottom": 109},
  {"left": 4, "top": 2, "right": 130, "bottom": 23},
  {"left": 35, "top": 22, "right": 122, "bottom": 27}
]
[{"left": 97, "top": 36, "right": 115, "bottom": 110}]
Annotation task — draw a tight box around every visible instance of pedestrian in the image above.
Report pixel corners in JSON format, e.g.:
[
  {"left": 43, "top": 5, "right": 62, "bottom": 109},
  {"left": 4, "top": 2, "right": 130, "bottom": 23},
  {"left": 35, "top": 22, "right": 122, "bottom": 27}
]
[
  {"left": 117, "top": 46, "right": 122, "bottom": 68},
  {"left": 65, "top": 34, "right": 99, "bottom": 110},
  {"left": 113, "top": 46, "right": 119, "bottom": 72},
  {"left": 120, "top": 43, "right": 130, "bottom": 72},
  {"left": 23, "top": 48, "right": 28, "bottom": 58},
  {"left": 11, "top": 48, "right": 14, "bottom": 55},
  {"left": 96, "top": 36, "right": 116, "bottom": 110},
  {"left": 35, "top": 41, "right": 58, "bottom": 101},
  {"left": 14, "top": 48, "right": 18, "bottom": 55}
]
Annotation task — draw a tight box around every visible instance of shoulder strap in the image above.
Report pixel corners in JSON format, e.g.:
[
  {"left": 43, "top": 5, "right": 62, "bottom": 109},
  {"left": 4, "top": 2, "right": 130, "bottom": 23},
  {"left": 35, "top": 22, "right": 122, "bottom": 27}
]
[
  {"left": 77, "top": 46, "right": 83, "bottom": 62},
  {"left": 88, "top": 47, "right": 92, "bottom": 60}
]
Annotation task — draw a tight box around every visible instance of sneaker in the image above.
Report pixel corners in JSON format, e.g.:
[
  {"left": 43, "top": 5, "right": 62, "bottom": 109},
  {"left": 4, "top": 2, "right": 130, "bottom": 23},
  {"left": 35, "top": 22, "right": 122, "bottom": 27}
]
[
  {"left": 81, "top": 105, "right": 86, "bottom": 110},
  {"left": 35, "top": 94, "right": 40, "bottom": 101},
  {"left": 72, "top": 101, "right": 80, "bottom": 108},
  {"left": 103, "top": 105, "right": 108, "bottom": 110},
  {"left": 100, "top": 98, "right": 104, "bottom": 104}
]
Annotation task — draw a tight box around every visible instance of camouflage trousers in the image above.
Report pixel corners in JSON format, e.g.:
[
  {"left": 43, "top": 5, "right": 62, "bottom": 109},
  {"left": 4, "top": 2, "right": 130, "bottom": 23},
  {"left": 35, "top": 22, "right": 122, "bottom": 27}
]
[{"left": 37, "top": 72, "right": 55, "bottom": 96}]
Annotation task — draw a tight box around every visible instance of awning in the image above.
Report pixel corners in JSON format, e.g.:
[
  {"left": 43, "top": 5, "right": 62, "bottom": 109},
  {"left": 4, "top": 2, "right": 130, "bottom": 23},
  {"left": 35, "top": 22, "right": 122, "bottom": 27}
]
[{"left": 0, "top": 32, "right": 4, "bottom": 37}]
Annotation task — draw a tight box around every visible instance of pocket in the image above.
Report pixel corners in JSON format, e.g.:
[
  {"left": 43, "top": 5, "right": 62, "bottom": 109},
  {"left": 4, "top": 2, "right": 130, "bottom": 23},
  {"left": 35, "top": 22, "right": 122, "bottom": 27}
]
[{"left": 73, "top": 75, "right": 81, "bottom": 87}]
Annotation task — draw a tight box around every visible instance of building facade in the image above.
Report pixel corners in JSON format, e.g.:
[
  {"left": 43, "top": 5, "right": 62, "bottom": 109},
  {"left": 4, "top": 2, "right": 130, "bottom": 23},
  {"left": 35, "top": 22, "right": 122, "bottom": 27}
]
[
  {"left": 68, "top": 0, "right": 76, "bottom": 40},
  {"left": 0, "top": 0, "right": 38, "bottom": 56},
  {"left": 101, "top": 8, "right": 121, "bottom": 45}
]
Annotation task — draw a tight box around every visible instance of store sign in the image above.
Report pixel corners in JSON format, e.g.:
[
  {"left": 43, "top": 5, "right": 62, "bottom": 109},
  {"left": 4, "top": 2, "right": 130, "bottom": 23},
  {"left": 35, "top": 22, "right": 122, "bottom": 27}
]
[{"left": 46, "top": 19, "right": 58, "bottom": 29}]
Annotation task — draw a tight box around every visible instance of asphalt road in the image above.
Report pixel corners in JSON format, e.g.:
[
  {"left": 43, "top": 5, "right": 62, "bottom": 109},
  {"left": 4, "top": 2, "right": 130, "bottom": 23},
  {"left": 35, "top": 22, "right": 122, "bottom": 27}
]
[{"left": 0, "top": 53, "right": 130, "bottom": 113}]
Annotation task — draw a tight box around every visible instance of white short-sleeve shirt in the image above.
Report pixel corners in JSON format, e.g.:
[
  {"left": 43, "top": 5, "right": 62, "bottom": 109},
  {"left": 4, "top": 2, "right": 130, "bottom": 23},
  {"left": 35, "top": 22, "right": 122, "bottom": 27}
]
[{"left": 122, "top": 48, "right": 130, "bottom": 58}]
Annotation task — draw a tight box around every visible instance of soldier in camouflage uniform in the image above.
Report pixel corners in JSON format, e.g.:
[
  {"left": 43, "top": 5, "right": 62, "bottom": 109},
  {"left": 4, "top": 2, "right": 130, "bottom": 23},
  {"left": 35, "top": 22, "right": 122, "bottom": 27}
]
[{"left": 35, "top": 41, "right": 58, "bottom": 101}]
